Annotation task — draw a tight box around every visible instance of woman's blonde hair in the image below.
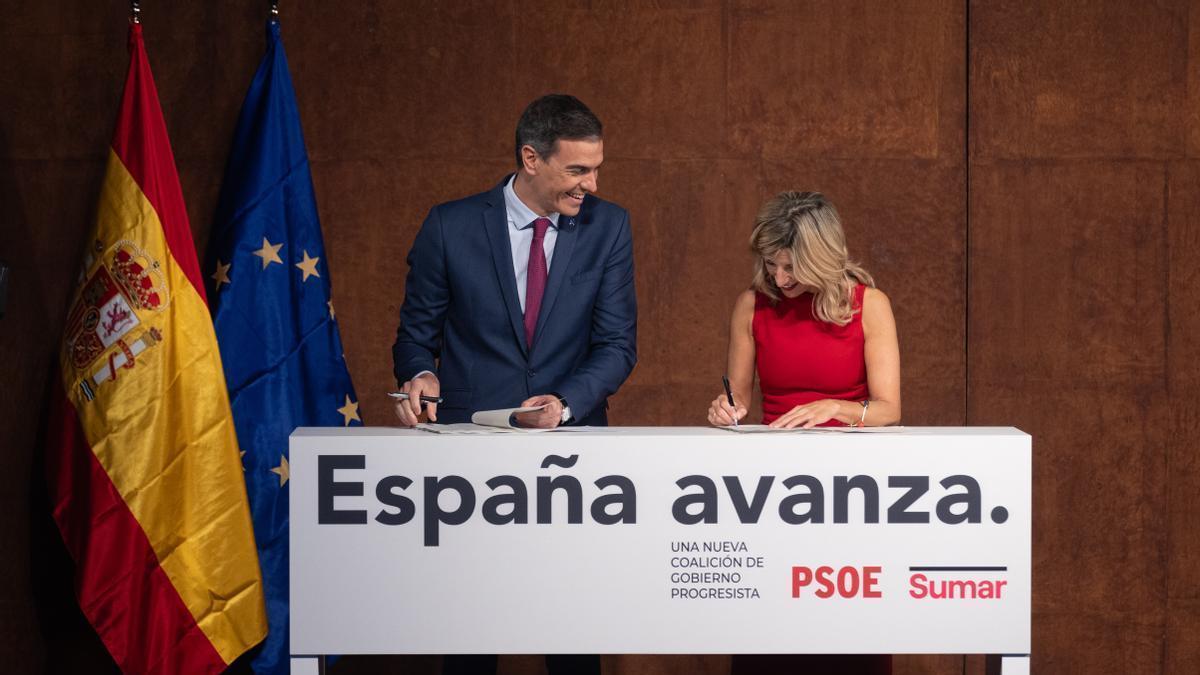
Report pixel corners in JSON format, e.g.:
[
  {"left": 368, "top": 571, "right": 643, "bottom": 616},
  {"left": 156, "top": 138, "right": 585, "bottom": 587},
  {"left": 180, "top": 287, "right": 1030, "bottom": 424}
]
[{"left": 749, "top": 191, "right": 874, "bottom": 326}]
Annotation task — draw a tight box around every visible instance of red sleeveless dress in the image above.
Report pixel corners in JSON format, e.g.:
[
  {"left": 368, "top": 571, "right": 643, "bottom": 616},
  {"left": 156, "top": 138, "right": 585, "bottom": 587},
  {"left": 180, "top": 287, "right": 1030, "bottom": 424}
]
[
  {"left": 753, "top": 283, "right": 869, "bottom": 425},
  {"left": 737, "top": 282, "right": 892, "bottom": 675}
]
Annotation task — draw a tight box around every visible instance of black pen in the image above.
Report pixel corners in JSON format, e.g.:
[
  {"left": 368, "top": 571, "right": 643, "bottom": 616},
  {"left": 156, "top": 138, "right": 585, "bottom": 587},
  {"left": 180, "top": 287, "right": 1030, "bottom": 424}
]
[
  {"left": 722, "top": 375, "right": 738, "bottom": 427},
  {"left": 388, "top": 392, "right": 444, "bottom": 404}
]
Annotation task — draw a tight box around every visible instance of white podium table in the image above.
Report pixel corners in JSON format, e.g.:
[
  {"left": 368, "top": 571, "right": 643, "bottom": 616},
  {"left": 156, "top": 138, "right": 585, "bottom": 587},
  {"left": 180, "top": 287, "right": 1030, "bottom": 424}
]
[{"left": 289, "top": 426, "right": 1030, "bottom": 674}]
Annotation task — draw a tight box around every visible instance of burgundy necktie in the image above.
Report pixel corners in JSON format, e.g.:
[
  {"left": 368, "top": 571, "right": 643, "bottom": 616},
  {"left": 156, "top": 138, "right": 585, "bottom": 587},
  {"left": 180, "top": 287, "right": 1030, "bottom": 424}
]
[{"left": 524, "top": 217, "right": 551, "bottom": 347}]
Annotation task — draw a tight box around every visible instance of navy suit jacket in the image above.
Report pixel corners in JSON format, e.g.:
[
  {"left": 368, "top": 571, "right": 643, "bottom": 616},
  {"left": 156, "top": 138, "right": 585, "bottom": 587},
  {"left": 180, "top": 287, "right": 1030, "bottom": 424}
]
[{"left": 393, "top": 176, "right": 637, "bottom": 425}]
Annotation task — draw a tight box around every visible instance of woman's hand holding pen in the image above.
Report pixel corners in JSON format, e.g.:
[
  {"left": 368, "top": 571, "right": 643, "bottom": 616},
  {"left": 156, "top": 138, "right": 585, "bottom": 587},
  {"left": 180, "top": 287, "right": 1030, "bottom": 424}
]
[
  {"left": 393, "top": 372, "right": 440, "bottom": 427},
  {"left": 707, "top": 395, "right": 746, "bottom": 427}
]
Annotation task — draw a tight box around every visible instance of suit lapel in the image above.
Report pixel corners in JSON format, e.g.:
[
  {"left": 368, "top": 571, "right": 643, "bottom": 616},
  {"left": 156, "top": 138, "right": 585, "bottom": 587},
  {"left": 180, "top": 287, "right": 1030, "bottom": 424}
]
[
  {"left": 532, "top": 213, "right": 578, "bottom": 348},
  {"left": 483, "top": 187, "right": 529, "bottom": 358}
]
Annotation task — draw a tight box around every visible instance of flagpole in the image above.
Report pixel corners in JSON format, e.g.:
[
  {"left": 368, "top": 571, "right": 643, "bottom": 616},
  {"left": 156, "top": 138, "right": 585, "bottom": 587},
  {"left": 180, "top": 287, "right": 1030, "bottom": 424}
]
[
  {"left": 129, "top": 1, "right": 140, "bottom": 24},
  {"left": 270, "top": 1, "right": 279, "bottom": 19}
]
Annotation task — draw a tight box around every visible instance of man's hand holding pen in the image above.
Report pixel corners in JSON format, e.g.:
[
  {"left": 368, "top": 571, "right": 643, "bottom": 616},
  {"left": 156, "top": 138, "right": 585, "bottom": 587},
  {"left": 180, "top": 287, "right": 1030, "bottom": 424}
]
[{"left": 393, "top": 372, "right": 441, "bottom": 427}]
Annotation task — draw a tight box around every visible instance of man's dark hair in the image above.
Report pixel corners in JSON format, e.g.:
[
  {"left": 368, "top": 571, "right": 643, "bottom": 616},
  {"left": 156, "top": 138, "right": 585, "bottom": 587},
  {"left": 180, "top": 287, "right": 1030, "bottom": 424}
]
[{"left": 514, "top": 94, "right": 603, "bottom": 168}]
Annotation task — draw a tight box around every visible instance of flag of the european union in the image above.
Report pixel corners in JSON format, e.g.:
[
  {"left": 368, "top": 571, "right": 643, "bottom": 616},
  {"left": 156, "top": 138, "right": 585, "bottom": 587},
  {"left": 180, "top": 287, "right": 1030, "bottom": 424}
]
[{"left": 205, "top": 18, "right": 360, "bottom": 675}]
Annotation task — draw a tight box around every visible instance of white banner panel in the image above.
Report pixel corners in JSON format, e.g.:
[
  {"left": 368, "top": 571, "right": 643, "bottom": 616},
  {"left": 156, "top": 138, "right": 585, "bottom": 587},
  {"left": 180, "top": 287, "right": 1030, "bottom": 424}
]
[{"left": 290, "top": 427, "right": 1030, "bottom": 656}]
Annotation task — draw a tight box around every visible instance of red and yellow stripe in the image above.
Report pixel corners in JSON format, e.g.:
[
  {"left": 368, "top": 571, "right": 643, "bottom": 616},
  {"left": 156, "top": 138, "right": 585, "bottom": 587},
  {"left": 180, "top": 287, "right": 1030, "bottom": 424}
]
[{"left": 47, "top": 24, "right": 266, "bottom": 674}]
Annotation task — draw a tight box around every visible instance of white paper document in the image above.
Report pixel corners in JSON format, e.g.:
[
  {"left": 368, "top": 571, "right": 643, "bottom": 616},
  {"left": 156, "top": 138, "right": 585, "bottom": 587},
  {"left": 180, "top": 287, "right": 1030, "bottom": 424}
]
[
  {"left": 414, "top": 423, "right": 521, "bottom": 434},
  {"left": 414, "top": 405, "right": 593, "bottom": 434},
  {"left": 717, "top": 424, "right": 907, "bottom": 433}
]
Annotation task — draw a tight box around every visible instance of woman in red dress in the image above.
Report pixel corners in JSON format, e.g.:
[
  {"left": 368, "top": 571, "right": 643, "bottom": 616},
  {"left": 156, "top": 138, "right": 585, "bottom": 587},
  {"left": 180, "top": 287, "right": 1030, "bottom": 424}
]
[
  {"left": 707, "top": 191, "right": 900, "bottom": 675},
  {"left": 707, "top": 190, "right": 900, "bottom": 429}
]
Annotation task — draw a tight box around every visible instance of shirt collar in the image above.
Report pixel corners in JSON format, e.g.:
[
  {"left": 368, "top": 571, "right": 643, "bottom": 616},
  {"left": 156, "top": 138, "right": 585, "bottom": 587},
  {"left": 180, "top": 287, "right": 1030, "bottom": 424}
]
[{"left": 504, "top": 175, "right": 560, "bottom": 230}]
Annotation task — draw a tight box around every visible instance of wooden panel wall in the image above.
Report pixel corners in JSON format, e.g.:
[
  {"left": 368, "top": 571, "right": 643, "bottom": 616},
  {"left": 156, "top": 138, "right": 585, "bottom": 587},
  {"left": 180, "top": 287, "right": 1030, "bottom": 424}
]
[
  {"left": 969, "top": 1, "right": 1200, "bottom": 673},
  {"left": 0, "top": 1, "right": 1194, "bottom": 674}
]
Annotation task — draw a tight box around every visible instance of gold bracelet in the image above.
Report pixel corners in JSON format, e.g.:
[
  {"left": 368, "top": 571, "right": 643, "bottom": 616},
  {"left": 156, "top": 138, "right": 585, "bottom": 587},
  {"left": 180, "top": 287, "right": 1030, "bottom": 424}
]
[{"left": 857, "top": 400, "right": 869, "bottom": 427}]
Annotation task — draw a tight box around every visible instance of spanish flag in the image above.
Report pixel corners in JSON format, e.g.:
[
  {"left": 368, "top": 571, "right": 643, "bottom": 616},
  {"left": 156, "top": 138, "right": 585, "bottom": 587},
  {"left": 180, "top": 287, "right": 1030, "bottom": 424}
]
[{"left": 45, "top": 23, "right": 267, "bottom": 674}]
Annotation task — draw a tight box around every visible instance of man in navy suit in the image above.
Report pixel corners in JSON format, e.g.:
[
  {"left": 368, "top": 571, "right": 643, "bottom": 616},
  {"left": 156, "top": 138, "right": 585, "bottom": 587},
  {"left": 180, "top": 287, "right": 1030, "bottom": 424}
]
[
  {"left": 392, "top": 94, "right": 634, "bottom": 675},
  {"left": 392, "top": 94, "right": 636, "bottom": 430}
]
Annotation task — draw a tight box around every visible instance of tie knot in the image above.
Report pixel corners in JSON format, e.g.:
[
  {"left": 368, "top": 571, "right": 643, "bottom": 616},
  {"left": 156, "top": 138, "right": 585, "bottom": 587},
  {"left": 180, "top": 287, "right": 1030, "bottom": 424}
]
[{"left": 531, "top": 217, "right": 551, "bottom": 239}]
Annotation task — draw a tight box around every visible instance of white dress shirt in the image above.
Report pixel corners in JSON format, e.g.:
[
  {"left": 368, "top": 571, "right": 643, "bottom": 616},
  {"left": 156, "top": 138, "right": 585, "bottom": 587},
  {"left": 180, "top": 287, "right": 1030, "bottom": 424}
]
[{"left": 503, "top": 175, "right": 559, "bottom": 312}]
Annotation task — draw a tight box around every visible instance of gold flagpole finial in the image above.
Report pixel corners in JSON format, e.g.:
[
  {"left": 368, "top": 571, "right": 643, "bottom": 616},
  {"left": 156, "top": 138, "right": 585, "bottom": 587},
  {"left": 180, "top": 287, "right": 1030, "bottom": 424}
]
[
  {"left": 270, "top": 2, "right": 279, "bottom": 19},
  {"left": 130, "top": 1, "right": 141, "bottom": 24}
]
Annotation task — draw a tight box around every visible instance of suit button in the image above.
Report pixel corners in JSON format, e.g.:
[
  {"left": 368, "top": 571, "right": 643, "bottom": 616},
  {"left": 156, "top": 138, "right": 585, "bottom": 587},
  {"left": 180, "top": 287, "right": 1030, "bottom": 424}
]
[{"left": 526, "top": 369, "right": 535, "bottom": 377}]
